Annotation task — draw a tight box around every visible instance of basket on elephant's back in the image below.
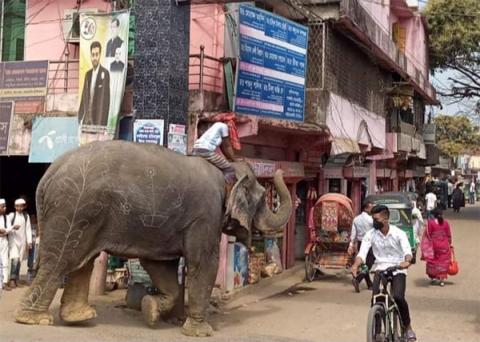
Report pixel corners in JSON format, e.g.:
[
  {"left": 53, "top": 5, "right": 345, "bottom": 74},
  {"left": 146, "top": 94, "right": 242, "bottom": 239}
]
[{"left": 312, "top": 193, "right": 354, "bottom": 231}]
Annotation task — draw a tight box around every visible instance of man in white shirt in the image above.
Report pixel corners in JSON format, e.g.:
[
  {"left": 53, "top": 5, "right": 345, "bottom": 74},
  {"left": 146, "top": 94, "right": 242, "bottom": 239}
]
[
  {"left": 0, "top": 198, "right": 12, "bottom": 291},
  {"left": 348, "top": 201, "right": 374, "bottom": 292},
  {"left": 469, "top": 180, "right": 476, "bottom": 205},
  {"left": 7, "top": 198, "right": 32, "bottom": 289},
  {"left": 411, "top": 200, "right": 424, "bottom": 245},
  {"left": 352, "top": 205, "right": 415, "bottom": 341},
  {"left": 193, "top": 121, "right": 239, "bottom": 184},
  {"left": 425, "top": 190, "right": 437, "bottom": 219}
]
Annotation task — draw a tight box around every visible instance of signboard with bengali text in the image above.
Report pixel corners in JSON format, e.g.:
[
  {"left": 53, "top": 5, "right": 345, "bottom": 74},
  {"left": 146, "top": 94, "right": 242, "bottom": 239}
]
[
  {"left": 0, "top": 61, "right": 48, "bottom": 114},
  {"left": 0, "top": 101, "right": 13, "bottom": 154},
  {"left": 234, "top": 5, "right": 308, "bottom": 121}
]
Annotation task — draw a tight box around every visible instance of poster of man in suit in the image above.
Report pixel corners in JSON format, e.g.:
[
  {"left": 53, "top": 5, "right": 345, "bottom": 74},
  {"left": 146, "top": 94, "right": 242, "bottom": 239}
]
[
  {"left": 78, "top": 41, "right": 110, "bottom": 126},
  {"left": 78, "top": 11, "right": 129, "bottom": 138}
]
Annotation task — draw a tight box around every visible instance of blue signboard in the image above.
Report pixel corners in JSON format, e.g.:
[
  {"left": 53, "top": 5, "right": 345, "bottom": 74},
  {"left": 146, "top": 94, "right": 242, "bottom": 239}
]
[
  {"left": 234, "top": 5, "right": 308, "bottom": 121},
  {"left": 29, "top": 117, "right": 79, "bottom": 163}
]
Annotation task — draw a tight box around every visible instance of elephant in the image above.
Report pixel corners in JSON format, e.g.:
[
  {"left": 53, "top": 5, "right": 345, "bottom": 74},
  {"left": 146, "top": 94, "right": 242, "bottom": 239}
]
[{"left": 14, "top": 140, "right": 292, "bottom": 337}]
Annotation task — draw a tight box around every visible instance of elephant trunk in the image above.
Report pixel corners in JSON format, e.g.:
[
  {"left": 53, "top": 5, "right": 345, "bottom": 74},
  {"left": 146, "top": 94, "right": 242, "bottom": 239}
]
[{"left": 253, "top": 170, "right": 293, "bottom": 233}]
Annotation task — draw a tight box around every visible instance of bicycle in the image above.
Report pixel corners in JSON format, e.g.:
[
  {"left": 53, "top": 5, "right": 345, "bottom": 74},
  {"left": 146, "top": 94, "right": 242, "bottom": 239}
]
[{"left": 366, "top": 266, "right": 406, "bottom": 342}]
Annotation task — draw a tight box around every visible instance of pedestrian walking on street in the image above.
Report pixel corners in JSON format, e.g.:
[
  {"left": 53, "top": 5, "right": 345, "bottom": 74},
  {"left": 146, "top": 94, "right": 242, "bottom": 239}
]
[
  {"left": 412, "top": 200, "right": 425, "bottom": 246},
  {"left": 425, "top": 209, "right": 452, "bottom": 287},
  {"left": 348, "top": 201, "right": 374, "bottom": 292},
  {"left": 351, "top": 205, "right": 416, "bottom": 341},
  {"left": 27, "top": 215, "right": 39, "bottom": 283},
  {"left": 468, "top": 180, "right": 476, "bottom": 205},
  {"left": 447, "top": 181, "right": 453, "bottom": 208},
  {"left": 425, "top": 190, "right": 437, "bottom": 219},
  {"left": 0, "top": 199, "right": 12, "bottom": 291},
  {"left": 7, "top": 198, "right": 32, "bottom": 289},
  {"left": 452, "top": 184, "right": 465, "bottom": 213}
]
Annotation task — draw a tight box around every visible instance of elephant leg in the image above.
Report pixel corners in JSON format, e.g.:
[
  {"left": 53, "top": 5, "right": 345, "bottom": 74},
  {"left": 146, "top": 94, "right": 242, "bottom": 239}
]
[
  {"left": 182, "top": 233, "right": 219, "bottom": 337},
  {"left": 59, "top": 258, "right": 97, "bottom": 323},
  {"left": 140, "top": 258, "right": 184, "bottom": 327},
  {"left": 14, "top": 258, "right": 67, "bottom": 325}
]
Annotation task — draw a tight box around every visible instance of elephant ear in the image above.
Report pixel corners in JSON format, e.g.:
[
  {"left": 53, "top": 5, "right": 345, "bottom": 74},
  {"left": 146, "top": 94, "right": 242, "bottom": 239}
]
[{"left": 224, "top": 174, "right": 252, "bottom": 232}]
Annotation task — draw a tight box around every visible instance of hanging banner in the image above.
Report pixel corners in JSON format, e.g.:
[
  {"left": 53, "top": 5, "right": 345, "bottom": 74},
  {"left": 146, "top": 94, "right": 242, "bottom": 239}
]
[
  {"left": 29, "top": 117, "right": 80, "bottom": 163},
  {"left": 234, "top": 5, "right": 308, "bottom": 121},
  {"left": 78, "top": 10, "right": 130, "bottom": 138},
  {"left": 0, "top": 101, "right": 14, "bottom": 154},
  {"left": 133, "top": 119, "right": 165, "bottom": 145},
  {"left": 0, "top": 61, "right": 48, "bottom": 114}
]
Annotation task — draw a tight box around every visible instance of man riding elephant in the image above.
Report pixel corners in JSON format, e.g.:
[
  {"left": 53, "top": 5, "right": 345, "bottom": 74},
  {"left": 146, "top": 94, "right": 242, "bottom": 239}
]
[{"left": 14, "top": 140, "right": 292, "bottom": 337}]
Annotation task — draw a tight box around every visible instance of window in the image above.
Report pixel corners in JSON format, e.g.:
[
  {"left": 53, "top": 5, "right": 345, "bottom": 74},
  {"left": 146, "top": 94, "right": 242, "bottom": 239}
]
[{"left": 1, "top": 0, "right": 26, "bottom": 61}]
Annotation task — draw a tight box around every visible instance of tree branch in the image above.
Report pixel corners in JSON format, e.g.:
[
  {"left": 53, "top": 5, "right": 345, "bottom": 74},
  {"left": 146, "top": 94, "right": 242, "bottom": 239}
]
[{"left": 446, "top": 63, "right": 480, "bottom": 88}]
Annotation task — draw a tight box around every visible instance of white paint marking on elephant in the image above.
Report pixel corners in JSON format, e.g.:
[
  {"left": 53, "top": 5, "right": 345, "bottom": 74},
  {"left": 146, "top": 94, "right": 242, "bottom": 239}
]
[{"left": 25, "top": 154, "right": 104, "bottom": 309}]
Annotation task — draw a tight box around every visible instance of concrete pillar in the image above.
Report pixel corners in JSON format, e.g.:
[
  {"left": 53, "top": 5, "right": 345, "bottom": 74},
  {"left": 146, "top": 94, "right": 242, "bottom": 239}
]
[
  {"left": 89, "top": 252, "right": 108, "bottom": 296},
  {"left": 133, "top": 0, "right": 190, "bottom": 143},
  {"left": 393, "top": 177, "right": 399, "bottom": 192},
  {"left": 352, "top": 180, "right": 362, "bottom": 215},
  {"left": 369, "top": 160, "right": 377, "bottom": 195}
]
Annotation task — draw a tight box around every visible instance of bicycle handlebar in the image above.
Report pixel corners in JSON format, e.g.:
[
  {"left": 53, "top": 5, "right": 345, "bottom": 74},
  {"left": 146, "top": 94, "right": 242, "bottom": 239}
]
[{"left": 376, "top": 265, "right": 402, "bottom": 277}]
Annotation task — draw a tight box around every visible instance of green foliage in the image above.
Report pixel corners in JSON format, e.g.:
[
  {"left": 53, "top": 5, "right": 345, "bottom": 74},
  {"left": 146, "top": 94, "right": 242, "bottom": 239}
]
[
  {"left": 434, "top": 114, "right": 480, "bottom": 156},
  {"left": 425, "top": 0, "right": 480, "bottom": 70}
]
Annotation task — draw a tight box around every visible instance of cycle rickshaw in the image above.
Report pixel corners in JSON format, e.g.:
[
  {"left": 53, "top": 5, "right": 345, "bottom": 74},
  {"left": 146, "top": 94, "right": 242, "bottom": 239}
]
[{"left": 304, "top": 193, "right": 355, "bottom": 281}]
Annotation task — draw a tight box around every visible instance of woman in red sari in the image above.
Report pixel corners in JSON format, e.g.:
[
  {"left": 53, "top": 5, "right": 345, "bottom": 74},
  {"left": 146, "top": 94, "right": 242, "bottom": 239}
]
[{"left": 426, "top": 209, "right": 452, "bottom": 286}]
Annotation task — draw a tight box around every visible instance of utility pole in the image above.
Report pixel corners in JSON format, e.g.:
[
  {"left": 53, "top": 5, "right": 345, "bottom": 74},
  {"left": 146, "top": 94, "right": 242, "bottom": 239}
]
[{"left": 0, "top": 0, "right": 4, "bottom": 62}]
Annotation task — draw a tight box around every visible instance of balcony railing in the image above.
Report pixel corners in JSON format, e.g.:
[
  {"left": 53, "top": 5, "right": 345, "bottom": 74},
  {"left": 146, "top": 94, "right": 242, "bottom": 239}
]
[
  {"left": 189, "top": 46, "right": 223, "bottom": 94},
  {"left": 189, "top": 46, "right": 226, "bottom": 112},
  {"left": 340, "top": 0, "right": 436, "bottom": 102}
]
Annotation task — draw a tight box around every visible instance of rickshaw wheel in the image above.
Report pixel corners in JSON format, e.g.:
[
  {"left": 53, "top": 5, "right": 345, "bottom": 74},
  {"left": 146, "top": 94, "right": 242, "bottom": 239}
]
[{"left": 305, "top": 247, "right": 320, "bottom": 282}]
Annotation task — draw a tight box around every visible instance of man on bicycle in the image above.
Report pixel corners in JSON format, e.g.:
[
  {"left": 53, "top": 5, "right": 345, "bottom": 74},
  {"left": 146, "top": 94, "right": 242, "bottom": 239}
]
[{"left": 351, "top": 205, "right": 416, "bottom": 342}]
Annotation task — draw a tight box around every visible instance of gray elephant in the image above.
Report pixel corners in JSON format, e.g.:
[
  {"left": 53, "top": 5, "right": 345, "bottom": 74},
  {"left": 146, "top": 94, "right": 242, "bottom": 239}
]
[{"left": 15, "top": 141, "right": 292, "bottom": 337}]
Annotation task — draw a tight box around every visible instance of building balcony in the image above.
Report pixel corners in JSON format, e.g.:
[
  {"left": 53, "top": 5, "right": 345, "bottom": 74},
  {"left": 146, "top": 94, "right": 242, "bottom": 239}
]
[
  {"left": 337, "top": 0, "right": 438, "bottom": 104},
  {"left": 425, "top": 144, "right": 440, "bottom": 166},
  {"left": 389, "top": 118, "right": 417, "bottom": 137}
]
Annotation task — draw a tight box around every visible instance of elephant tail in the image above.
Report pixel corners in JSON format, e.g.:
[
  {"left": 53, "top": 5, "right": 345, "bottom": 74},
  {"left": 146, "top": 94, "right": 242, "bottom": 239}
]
[{"left": 35, "top": 173, "right": 50, "bottom": 242}]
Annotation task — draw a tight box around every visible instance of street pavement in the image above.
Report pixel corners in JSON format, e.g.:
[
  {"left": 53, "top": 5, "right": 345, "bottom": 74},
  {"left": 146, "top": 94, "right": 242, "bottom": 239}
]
[{"left": 0, "top": 204, "right": 479, "bottom": 342}]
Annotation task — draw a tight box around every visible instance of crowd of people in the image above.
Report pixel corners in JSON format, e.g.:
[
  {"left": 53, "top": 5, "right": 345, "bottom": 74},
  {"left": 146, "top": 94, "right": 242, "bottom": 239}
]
[{"left": 0, "top": 198, "right": 38, "bottom": 292}]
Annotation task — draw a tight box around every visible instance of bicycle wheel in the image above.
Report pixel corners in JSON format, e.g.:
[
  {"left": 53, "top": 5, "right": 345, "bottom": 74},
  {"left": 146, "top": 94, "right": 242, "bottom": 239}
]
[
  {"left": 392, "top": 307, "right": 405, "bottom": 342},
  {"left": 305, "top": 247, "right": 319, "bottom": 282},
  {"left": 367, "top": 304, "right": 387, "bottom": 342}
]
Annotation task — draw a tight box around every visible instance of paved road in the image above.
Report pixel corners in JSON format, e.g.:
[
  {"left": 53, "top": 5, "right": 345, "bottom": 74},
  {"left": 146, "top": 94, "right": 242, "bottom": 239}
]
[{"left": 1, "top": 204, "right": 479, "bottom": 342}]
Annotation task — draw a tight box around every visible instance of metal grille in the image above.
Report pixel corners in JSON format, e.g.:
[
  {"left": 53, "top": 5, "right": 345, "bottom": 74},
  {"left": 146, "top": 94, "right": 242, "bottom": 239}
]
[
  {"left": 306, "top": 22, "right": 324, "bottom": 89},
  {"left": 323, "top": 24, "right": 389, "bottom": 117}
]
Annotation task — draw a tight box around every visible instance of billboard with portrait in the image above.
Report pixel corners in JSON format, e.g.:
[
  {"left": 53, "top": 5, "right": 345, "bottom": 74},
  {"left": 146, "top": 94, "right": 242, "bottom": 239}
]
[{"left": 78, "top": 10, "right": 129, "bottom": 138}]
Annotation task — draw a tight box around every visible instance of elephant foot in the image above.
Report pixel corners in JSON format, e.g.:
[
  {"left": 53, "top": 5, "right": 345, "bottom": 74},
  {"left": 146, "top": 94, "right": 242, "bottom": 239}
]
[
  {"left": 60, "top": 303, "right": 97, "bottom": 323},
  {"left": 181, "top": 317, "right": 214, "bottom": 337},
  {"left": 141, "top": 295, "right": 160, "bottom": 328},
  {"left": 15, "top": 309, "right": 54, "bottom": 325}
]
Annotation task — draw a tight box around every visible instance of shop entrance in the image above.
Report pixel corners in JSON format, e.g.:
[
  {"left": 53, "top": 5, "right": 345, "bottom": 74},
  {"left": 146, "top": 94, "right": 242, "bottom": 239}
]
[{"left": 0, "top": 156, "right": 48, "bottom": 214}]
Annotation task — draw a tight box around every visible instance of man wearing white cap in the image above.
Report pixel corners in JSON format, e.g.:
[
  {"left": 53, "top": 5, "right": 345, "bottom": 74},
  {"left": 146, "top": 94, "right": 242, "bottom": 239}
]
[
  {"left": 7, "top": 198, "right": 32, "bottom": 288},
  {"left": 0, "top": 199, "right": 12, "bottom": 291}
]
